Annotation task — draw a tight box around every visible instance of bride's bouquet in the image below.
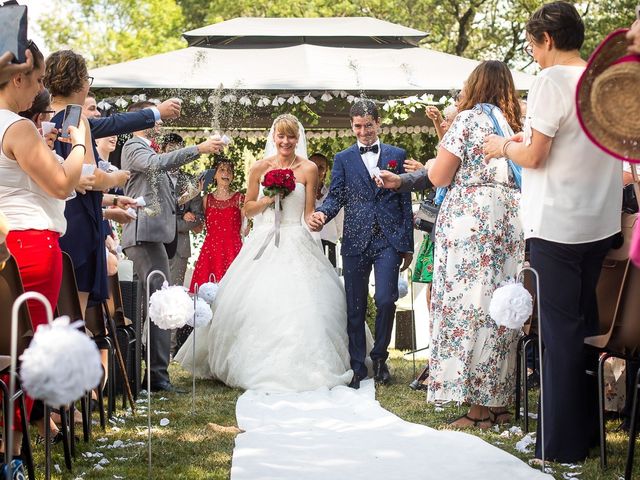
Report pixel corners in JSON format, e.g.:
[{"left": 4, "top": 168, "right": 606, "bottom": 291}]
[
  {"left": 254, "top": 169, "right": 296, "bottom": 260},
  {"left": 262, "top": 169, "right": 296, "bottom": 200}
]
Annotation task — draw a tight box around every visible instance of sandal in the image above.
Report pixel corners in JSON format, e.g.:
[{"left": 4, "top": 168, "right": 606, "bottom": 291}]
[
  {"left": 449, "top": 413, "right": 492, "bottom": 430},
  {"left": 489, "top": 408, "right": 513, "bottom": 425}
]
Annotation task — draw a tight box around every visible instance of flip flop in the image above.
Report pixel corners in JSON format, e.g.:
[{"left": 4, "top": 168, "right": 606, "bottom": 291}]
[{"left": 489, "top": 409, "right": 513, "bottom": 425}]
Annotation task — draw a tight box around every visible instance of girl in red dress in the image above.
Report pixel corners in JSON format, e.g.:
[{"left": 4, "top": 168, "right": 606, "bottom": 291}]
[{"left": 190, "top": 160, "right": 246, "bottom": 290}]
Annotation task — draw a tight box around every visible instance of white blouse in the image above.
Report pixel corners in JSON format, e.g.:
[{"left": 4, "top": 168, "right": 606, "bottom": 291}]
[
  {"left": 521, "top": 66, "right": 622, "bottom": 244},
  {"left": 0, "top": 110, "right": 67, "bottom": 234}
]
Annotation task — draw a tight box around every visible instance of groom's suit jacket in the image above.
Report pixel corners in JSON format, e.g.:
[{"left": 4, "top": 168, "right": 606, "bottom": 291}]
[{"left": 317, "top": 143, "right": 413, "bottom": 256}]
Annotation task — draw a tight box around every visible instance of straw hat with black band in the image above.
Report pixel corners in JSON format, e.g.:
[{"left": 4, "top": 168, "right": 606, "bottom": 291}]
[{"left": 576, "top": 28, "right": 640, "bottom": 163}]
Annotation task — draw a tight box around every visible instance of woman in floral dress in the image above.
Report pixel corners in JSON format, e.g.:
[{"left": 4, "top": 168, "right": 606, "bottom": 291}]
[{"left": 426, "top": 60, "right": 524, "bottom": 429}]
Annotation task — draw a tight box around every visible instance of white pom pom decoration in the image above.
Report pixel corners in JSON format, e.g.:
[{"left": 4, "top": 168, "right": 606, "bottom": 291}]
[
  {"left": 187, "top": 297, "right": 213, "bottom": 328},
  {"left": 20, "top": 316, "right": 102, "bottom": 406},
  {"left": 197, "top": 282, "right": 219, "bottom": 305},
  {"left": 148, "top": 281, "right": 194, "bottom": 330},
  {"left": 489, "top": 282, "right": 533, "bottom": 329},
  {"left": 398, "top": 277, "right": 409, "bottom": 298}
]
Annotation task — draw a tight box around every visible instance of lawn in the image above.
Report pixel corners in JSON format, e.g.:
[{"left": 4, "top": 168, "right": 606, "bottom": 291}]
[{"left": 36, "top": 353, "right": 638, "bottom": 479}]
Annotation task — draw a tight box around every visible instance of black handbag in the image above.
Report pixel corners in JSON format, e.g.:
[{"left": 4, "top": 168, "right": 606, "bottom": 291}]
[
  {"left": 414, "top": 199, "right": 440, "bottom": 233},
  {"left": 0, "top": 1, "right": 28, "bottom": 64}
]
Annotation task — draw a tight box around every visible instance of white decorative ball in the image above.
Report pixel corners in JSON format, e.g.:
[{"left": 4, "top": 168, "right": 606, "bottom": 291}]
[
  {"left": 20, "top": 316, "right": 103, "bottom": 406},
  {"left": 489, "top": 282, "right": 533, "bottom": 329},
  {"left": 148, "top": 282, "right": 194, "bottom": 330},
  {"left": 197, "top": 282, "right": 219, "bottom": 305},
  {"left": 187, "top": 297, "right": 213, "bottom": 328},
  {"left": 398, "top": 277, "right": 409, "bottom": 298}
]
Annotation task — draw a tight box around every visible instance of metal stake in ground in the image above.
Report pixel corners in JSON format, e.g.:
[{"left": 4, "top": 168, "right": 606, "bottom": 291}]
[{"left": 145, "top": 269, "right": 167, "bottom": 479}]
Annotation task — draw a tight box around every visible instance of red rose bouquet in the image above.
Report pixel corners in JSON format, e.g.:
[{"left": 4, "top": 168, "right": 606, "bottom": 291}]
[
  {"left": 262, "top": 169, "right": 296, "bottom": 199},
  {"left": 387, "top": 160, "right": 398, "bottom": 173}
]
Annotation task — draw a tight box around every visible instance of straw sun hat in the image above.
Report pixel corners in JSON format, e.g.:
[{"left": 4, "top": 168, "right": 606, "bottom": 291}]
[{"left": 576, "top": 28, "right": 640, "bottom": 163}]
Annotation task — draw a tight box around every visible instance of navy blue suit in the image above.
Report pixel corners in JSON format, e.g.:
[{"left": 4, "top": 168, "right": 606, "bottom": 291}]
[
  {"left": 317, "top": 142, "right": 413, "bottom": 377},
  {"left": 88, "top": 109, "right": 156, "bottom": 139}
]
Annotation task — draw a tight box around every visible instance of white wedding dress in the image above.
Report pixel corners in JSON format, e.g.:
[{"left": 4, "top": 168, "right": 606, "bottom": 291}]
[{"left": 175, "top": 182, "right": 353, "bottom": 392}]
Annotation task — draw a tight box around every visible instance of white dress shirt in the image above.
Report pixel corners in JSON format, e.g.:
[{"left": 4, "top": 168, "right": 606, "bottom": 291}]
[{"left": 357, "top": 140, "right": 381, "bottom": 176}]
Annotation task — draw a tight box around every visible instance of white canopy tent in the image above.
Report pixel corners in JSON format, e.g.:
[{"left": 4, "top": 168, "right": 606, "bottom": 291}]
[{"left": 90, "top": 17, "right": 534, "bottom": 128}]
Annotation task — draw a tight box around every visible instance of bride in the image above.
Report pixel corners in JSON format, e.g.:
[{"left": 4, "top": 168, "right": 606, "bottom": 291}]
[{"left": 175, "top": 114, "right": 353, "bottom": 392}]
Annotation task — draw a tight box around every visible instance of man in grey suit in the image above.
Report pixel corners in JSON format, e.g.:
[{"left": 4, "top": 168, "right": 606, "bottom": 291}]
[{"left": 121, "top": 101, "right": 224, "bottom": 392}]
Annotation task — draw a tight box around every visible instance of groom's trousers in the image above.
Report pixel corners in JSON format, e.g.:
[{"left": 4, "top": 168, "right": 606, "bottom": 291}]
[{"left": 342, "top": 230, "right": 402, "bottom": 378}]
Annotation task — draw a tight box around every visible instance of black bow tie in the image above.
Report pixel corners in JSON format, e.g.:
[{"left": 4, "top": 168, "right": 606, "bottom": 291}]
[{"left": 359, "top": 144, "right": 379, "bottom": 154}]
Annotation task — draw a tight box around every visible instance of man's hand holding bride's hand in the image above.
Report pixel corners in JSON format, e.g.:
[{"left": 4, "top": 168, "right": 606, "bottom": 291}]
[
  {"left": 307, "top": 211, "right": 326, "bottom": 231},
  {"left": 400, "top": 252, "right": 413, "bottom": 272},
  {"left": 375, "top": 171, "right": 402, "bottom": 190}
]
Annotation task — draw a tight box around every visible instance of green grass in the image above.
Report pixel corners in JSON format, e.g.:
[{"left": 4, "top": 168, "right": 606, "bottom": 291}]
[{"left": 34, "top": 354, "right": 639, "bottom": 479}]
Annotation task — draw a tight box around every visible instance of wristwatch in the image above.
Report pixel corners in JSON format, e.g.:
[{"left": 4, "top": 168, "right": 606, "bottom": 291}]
[{"left": 113, "top": 195, "right": 119, "bottom": 206}]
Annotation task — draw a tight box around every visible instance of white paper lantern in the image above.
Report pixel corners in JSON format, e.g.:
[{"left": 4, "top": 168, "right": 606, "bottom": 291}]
[
  {"left": 20, "top": 316, "right": 102, "bottom": 406},
  {"left": 197, "top": 281, "right": 219, "bottom": 304},
  {"left": 489, "top": 282, "right": 533, "bottom": 329},
  {"left": 187, "top": 297, "right": 213, "bottom": 328},
  {"left": 148, "top": 282, "right": 194, "bottom": 330}
]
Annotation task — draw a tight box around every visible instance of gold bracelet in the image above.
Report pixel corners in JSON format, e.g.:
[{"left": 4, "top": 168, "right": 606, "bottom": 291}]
[
  {"left": 502, "top": 140, "right": 513, "bottom": 158},
  {"left": 112, "top": 195, "right": 119, "bottom": 206}
]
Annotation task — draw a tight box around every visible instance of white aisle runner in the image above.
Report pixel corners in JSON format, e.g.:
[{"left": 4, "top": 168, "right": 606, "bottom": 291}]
[{"left": 231, "top": 380, "right": 552, "bottom": 480}]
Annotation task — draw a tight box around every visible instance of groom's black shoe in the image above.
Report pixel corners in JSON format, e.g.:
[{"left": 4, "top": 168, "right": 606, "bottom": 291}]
[
  {"left": 373, "top": 360, "right": 391, "bottom": 385},
  {"left": 348, "top": 373, "right": 363, "bottom": 389}
]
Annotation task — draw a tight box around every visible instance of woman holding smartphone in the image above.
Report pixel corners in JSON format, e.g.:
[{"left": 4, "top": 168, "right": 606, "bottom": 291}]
[
  {"left": 0, "top": 40, "right": 85, "bottom": 473},
  {"left": 44, "top": 49, "right": 133, "bottom": 312}
]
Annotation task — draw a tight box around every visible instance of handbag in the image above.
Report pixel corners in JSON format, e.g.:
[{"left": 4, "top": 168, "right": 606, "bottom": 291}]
[
  {"left": 0, "top": 1, "right": 28, "bottom": 64},
  {"left": 477, "top": 103, "right": 522, "bottom": 189},
  {"left": 414, "top": 199, "right": 440, "bottom": 233}
]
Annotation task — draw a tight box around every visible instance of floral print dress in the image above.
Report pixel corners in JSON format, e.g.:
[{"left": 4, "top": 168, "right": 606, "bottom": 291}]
[{"left": 427, "top": 108, "right": 524, "bottom": 407}]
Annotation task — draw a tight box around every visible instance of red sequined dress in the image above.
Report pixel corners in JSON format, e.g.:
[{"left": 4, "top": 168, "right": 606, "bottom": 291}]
[{"left": 190, "top": 192, "right": 244, "bottom": 291}]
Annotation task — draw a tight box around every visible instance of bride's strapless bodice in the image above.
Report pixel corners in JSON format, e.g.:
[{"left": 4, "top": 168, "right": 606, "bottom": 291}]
[{"left": 254, "top": 183, "right": 306, "bottom": 227}]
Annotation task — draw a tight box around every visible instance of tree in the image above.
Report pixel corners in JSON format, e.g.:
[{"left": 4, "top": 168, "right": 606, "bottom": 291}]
[
  {"left": 40, "top": 0, "right": 187, "bottom": 67},
  {"left": 40, "top": 0, "right": 637, "bottom": 69}
]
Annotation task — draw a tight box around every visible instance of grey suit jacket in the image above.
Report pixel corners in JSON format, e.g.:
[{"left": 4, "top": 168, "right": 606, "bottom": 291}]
[
  {"left": 396, "top": 169, "right": 433, "bottom": 193},
  {"left": 120, "top": 136, "right": 200, "bottom": 249},
  {"left": 175, "top": 195, "right": 204, "bottom": 258}
]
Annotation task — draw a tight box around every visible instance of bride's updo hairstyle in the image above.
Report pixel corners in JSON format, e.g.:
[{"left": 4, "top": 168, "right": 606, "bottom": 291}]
[{"left": 272, "top": 114, "right": 300, "bottom": 138}]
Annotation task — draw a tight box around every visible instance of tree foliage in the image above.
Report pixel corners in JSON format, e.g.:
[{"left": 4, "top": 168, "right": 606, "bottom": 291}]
[{"left": 40, "top": 0, "right": 636, "bottom": 69}]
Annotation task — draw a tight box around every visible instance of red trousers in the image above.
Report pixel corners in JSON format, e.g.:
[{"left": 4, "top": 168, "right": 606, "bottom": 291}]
[{"left": 3, "top": 229, "right": 62, "bottom": 432}]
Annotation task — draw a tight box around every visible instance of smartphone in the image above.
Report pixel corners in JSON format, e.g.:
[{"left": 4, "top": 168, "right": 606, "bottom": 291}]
[{"left": 60, "top": 104, "right": 82, "bottom": 138}]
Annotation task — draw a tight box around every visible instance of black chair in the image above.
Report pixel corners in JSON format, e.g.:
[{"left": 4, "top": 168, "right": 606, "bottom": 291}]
[
  {"left": 57, "top": 252, "right": 112, "bottom": 434},
  {"left": 0, "top": 255, "right": 36, "bottom": 480}
]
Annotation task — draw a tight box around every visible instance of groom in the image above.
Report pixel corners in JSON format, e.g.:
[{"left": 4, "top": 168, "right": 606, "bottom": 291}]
[{"left": 310, "top": 100, "right": 413, "bottom": 389}]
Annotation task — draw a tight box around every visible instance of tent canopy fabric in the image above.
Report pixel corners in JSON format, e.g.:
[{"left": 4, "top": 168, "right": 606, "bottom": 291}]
[
  {"left": 183, "top": 17, "right": 428, "bottom": 47},
  {"left": 90, "top": 43, "right": 533, "bottom": 93},
  {"left": 89, "top": 17, "right": 535, "bottom": 128},
  {"left": 91, "top": 16, "right": 534, "bottom": 93}
]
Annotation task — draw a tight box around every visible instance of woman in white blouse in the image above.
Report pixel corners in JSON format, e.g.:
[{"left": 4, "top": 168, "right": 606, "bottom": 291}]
[{"left": 484, "top": 1, "right": 622, "bottom": 463}]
